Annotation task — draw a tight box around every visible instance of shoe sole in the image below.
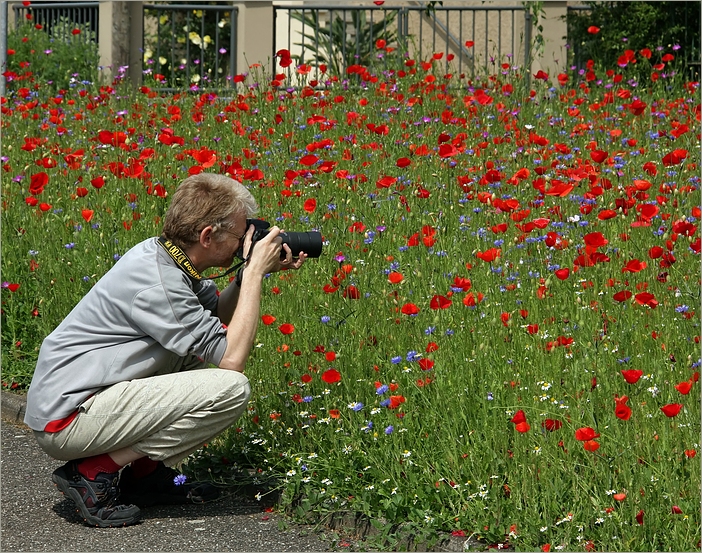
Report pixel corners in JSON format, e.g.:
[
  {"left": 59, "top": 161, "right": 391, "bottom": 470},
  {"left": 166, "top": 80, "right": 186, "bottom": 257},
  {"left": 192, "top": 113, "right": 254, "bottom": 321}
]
[{"left": 52, "top": 467, "right": 141, "bottom": 528}]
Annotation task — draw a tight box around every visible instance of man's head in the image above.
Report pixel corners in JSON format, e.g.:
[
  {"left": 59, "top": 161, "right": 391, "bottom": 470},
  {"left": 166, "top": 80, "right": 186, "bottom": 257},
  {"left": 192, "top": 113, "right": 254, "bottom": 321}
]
[{"left": 163, "top": 173, "right": 258, "bottom": 249}]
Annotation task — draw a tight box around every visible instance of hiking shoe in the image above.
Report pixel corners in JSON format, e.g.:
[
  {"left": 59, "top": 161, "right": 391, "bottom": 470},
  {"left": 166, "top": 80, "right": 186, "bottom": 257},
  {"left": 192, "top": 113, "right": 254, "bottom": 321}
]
[
  {"left": 120, "top": 461, "right": 220, "bottom": 507},
  {"left": 52, "top": 461, "right": 141, "bottom": 528}
]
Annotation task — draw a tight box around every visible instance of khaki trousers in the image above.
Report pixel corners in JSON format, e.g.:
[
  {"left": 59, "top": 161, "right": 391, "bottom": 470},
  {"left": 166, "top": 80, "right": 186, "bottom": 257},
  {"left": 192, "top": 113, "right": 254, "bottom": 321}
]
[{"left": 34, "top": 369, "right": 250, "bottom": 467}]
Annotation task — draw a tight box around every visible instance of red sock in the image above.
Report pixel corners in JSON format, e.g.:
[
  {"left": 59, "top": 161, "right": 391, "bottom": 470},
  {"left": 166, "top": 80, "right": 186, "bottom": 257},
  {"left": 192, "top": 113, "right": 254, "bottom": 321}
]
[
  {"left": 130, "top": 457, "right": 160, "bottom": 479},
  {"left": 76, "top": 454, "right": 123, "bottom": 481}
]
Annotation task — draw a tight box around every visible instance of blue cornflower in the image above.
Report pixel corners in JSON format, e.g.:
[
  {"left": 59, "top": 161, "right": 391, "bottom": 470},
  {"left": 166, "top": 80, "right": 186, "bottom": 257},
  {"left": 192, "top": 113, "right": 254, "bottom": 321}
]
[
  {"left": 303, "top": 396, "right": 314, "bottom": 403},
  {"left": 348, "top": 402, "right": 364, "bottom": 412},
  {"left": 65, "top": 243, "right": 76, "bottom": 249},
  {"left": 390, "top": 356, "right": 402, "bottom": 364},
  {"left": 320, "top": 315, "right": 331, "bottom": 324},
  {"left": 384, "top": 425, "right": 394, "bottom": 435},
  {"left": 380, "top": 398, "right": 391, "bottom": 408},
  {"left": 173, "top": 474, "right": 187, "bottom": 486},
  {"left": 376, "top": 385, "right": 389, "bottom": 395}
]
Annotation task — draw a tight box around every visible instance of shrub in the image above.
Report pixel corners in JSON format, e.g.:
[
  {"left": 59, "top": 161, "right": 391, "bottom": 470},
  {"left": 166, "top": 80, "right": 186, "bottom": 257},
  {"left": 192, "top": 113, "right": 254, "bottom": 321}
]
[{"left": 5, "top": 19, "right": 101, "bottom": 92}]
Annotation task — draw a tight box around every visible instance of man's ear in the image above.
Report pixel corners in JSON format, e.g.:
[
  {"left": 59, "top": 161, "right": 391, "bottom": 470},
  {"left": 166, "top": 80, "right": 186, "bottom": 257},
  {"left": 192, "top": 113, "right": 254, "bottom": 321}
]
[{"left": 199, "top": 225, "right": 214, "bottom": 248}]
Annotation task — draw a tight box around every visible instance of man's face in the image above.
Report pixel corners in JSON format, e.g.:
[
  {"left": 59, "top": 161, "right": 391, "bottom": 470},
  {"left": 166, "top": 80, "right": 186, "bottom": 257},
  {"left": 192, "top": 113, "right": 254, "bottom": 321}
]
[{"left": 209, "top": 213, "right": 247, "bottom": 269}]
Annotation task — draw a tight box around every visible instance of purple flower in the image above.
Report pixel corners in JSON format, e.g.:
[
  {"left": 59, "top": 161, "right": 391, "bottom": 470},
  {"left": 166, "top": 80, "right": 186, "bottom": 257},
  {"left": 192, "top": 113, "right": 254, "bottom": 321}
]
[
  {"left": 173, "top": 474, "right": 187, "bottom": 486},
  {"left": 384, "top": 425, "right": 394, "bottom": 435}
]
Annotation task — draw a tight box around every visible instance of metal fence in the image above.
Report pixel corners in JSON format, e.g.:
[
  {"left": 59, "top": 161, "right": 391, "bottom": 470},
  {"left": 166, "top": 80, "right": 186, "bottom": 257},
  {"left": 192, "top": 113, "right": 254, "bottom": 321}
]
[
  {"left": 142, "top": 3, "right": 238, "bottom": 91},
  {"left": 273, "top": 4, "right": 529, "bottom": 82},
  {"left": 12, "top": 1, "right": 99, "bottom": 43}
]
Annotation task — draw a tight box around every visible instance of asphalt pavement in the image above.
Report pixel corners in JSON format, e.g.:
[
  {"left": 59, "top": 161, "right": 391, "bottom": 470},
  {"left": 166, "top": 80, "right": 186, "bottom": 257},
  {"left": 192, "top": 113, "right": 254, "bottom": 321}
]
[{"left": 1, "top": 392, "right": 336, "bottom": 552}]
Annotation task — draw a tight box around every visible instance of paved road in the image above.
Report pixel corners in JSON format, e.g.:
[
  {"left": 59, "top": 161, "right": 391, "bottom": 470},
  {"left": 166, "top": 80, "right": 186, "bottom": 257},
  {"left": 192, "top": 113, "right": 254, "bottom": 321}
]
[{"left": 1, "top": 419, "right": 334, "bottom": 552}]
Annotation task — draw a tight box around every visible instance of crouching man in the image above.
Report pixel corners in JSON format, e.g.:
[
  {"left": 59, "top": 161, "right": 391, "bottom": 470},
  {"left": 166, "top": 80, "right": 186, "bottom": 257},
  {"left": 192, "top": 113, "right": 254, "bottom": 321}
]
[{"left": 24, "top": 173, "right": 307, "bottom": 527}]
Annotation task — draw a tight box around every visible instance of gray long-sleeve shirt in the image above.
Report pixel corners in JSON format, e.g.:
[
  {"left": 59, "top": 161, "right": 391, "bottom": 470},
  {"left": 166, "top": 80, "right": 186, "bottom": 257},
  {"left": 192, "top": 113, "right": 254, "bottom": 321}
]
[{"left": 25, "top": 238, "right": 228, "bottom": 431}]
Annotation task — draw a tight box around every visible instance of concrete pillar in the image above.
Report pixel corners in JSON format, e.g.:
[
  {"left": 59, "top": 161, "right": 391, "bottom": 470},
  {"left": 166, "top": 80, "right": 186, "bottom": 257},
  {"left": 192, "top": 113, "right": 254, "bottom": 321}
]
[
  {"left": 234, "top": 1, "right": 273, "bottom": 75},
  {"left": 98, "top": 1, "right": 143, "bottom": 85},
  {"left": 531, "top": 1, "right": 568, "bottom": 79}
]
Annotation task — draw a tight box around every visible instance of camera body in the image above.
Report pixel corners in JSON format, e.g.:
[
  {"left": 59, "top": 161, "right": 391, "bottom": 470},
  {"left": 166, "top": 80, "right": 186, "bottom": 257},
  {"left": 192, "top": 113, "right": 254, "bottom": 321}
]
[{"left": 244, "top": 219, "right": 323, "bottom": 259}]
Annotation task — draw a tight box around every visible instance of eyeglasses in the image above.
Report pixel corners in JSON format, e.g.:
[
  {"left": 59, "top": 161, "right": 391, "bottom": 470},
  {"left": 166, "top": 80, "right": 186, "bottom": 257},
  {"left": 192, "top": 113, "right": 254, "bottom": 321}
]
[{"left": 221, "top": 227, "right": 245, "bottom": 241}]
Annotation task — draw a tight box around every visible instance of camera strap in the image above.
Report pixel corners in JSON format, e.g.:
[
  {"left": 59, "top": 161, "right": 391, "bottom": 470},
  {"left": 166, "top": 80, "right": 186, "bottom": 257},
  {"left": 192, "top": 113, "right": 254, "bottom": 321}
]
[{"left": 157, "top": 236, "right": 245, "bottom": 282}]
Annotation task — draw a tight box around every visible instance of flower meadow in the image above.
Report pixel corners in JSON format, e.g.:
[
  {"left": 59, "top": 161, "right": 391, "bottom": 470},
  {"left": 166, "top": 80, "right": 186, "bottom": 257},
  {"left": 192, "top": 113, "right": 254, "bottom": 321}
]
[{"left": 1, "top": 27, "right": 701, "bottom": 551}]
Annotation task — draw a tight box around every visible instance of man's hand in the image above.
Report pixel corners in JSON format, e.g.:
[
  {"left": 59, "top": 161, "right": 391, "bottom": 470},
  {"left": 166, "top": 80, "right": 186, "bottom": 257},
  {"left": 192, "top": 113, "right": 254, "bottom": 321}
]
[{"left": 244, "top": 226, "right": 306, "bottom": 276}]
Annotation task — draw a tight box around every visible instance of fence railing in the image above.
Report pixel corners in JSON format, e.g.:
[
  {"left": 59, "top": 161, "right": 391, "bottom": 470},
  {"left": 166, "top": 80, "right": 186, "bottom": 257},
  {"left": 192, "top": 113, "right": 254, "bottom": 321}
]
[
  {"left": 142, "top": 3, "right": 238, "bottom": 91},
  {"left": 273, "top": 4, "right": 529, "bottom": 82},
  {"left": 12, "top": 1, "right": 99, "bottom": 43}
]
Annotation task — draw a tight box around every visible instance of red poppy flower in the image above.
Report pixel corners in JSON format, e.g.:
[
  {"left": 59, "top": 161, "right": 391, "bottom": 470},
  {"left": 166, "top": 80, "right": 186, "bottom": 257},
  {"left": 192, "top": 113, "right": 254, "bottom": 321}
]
[
  {"left": 430, "top": 295, "right": 452, "bottom": 310},
  {"left": 90, "top": 176, "right": 105, "bottom": 189},
  {"left": 329, "top": 409, "right": 340, "bottom": 419},
  {"left": 554, "top": 268, "right": 570, "bottom": 280},
  {"left": 634, "top": 292, "right": 658, "bottom": 309},
  {"left": 674, "top": 381, "right": 693, "bottom": 395},
  {"left": 396, "top": 157, "right": 411, "bottom": 168},
  {"left": 388, "top": 395, "right": 406, "bottom": 409},
  {"left": 587, "top": 25, "right": 600, "bottom": 34},
  {"left": 321, "top": 369, "right": 341, "bottom": 384},
  {"left": 278, "top": 323, "right": 295, "bottom": 335},
  {"left": 29, "top": 172, "right": 49, "bottom": 196},
  {"left": 583, "top": 232, "right": 607, "bottom": 249},
  {"left": 303, "top": 198, "right": 317, "bottom": 213},
  {"left": 613, "top": 290, "right": 632, "bottom": 302},
  {"left": 401, "top": 303, "right": 419, "bottom": 315},
  {"left": 660, "top": 403, "right": 683, "bottom": 417},
  {"left": 622, "top": 259, "right": 646, "bottom": 273},
  {"left": 261, "top": 315, "right": 276, "bottom": 325},
  {"left": 426, "top": 342, "right": 439, "bottom": 353},
  {"left": 527, "top": 324, "right": 539, "bottom": 335},
  {"left": 614, "top": 396, "right": 632, "bottom": 421},
  {"left": 613, "top": 493, "right": 626, "bottom": 501},
  {"left": 299, "top": 154, "right": 318, "bottom": 166},
  {"left": 324, "top": 351, "right": 336, "bottom": 362},
  {"left": 671, "top": 505, "right": 683, "bottom": 514},
  {"left": 511, "top": 410, "right": 527, "bottom": 424},
  {"left": 541, "top": 419, "right": 562, "bottom": 432},
  {"left": 376, "top": 176, "right": 397, "bottom": 189},
  {"left": 343, "top": 285, "right": 360, "bottom": 299},
  {"left": 583, "top": 440, "right": 600, "bottom": 451},
  {"left": 514, "top": 422, "right": 530, "bottom": 433},
  {"left": 476, "top": 248, "right": 501, "bottom": 262},
  {"left": 81, "top": 209, "right": 94, "bottom": 223},
  {"left": 621, "top": 369, "right": 643, "bottom": 384},
  {"left": 636, "top": 509, "right": 644, "bottom": 525},
  {"left": 575, "top": 427, "right": 600, "bottom": 441},
  {"left": 662, "top": 148, "right": 687, "bottom": 167},
  {"left": 388, "top": 272, "right": 404, "bottom": 284},
  {"left": 301, "top": 374, "right": 313, "bottom": 384},
  {"left": 6, "top": 283, "right": 20, "bottom": 292},
  {"left": 590, "top": 150, "right": 608, "bottom": 163}
]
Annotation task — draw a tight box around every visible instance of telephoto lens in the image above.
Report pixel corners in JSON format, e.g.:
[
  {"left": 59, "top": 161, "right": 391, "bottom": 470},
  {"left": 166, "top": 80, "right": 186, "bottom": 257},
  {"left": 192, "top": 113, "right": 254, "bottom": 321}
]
[{"left": 246, "top": 219, "right": 323, "bottom": 258}]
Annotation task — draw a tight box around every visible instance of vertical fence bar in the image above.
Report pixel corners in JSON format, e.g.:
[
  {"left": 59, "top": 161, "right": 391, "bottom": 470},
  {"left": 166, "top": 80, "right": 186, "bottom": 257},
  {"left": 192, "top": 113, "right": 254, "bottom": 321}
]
[
  {"left": 214, "top": 12, "right": 220, "bottom": 84},
  {"left": 199, "top": 9, "right": 205, "bottom": 84},
  {"left": 524, "top": 9, "right": 531, "bottom": 88},
  {"left": 498, "top": 10, "right": 502, "bottom": 61},
  {"left": 230, "top": 7, "right": 237, "bottom": 79},
  {"left": 170, "top": 10, "right": 176, "bottom": 87},
  {"left": 470, "top": 12, "right": 477, "bottom": 78},
  {"left": 444, "top": 10, "right": 451, "bottom": 75},
  {"left": 459, "top": 9, "right": 463, "bottom": 77}
]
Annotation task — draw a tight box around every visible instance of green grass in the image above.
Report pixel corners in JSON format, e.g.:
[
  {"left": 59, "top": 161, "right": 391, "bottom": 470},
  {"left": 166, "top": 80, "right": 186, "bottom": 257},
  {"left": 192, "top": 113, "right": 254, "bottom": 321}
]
[{"left": 1, "top": 26, "right": 700, "bottom": 551}]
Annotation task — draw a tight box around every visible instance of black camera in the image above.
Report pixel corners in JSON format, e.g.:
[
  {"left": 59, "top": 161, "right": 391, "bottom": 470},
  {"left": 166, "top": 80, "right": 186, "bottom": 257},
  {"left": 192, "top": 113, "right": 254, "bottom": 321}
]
[{"left": 243, "top": 219, "right": 323, "bottom": 259}]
